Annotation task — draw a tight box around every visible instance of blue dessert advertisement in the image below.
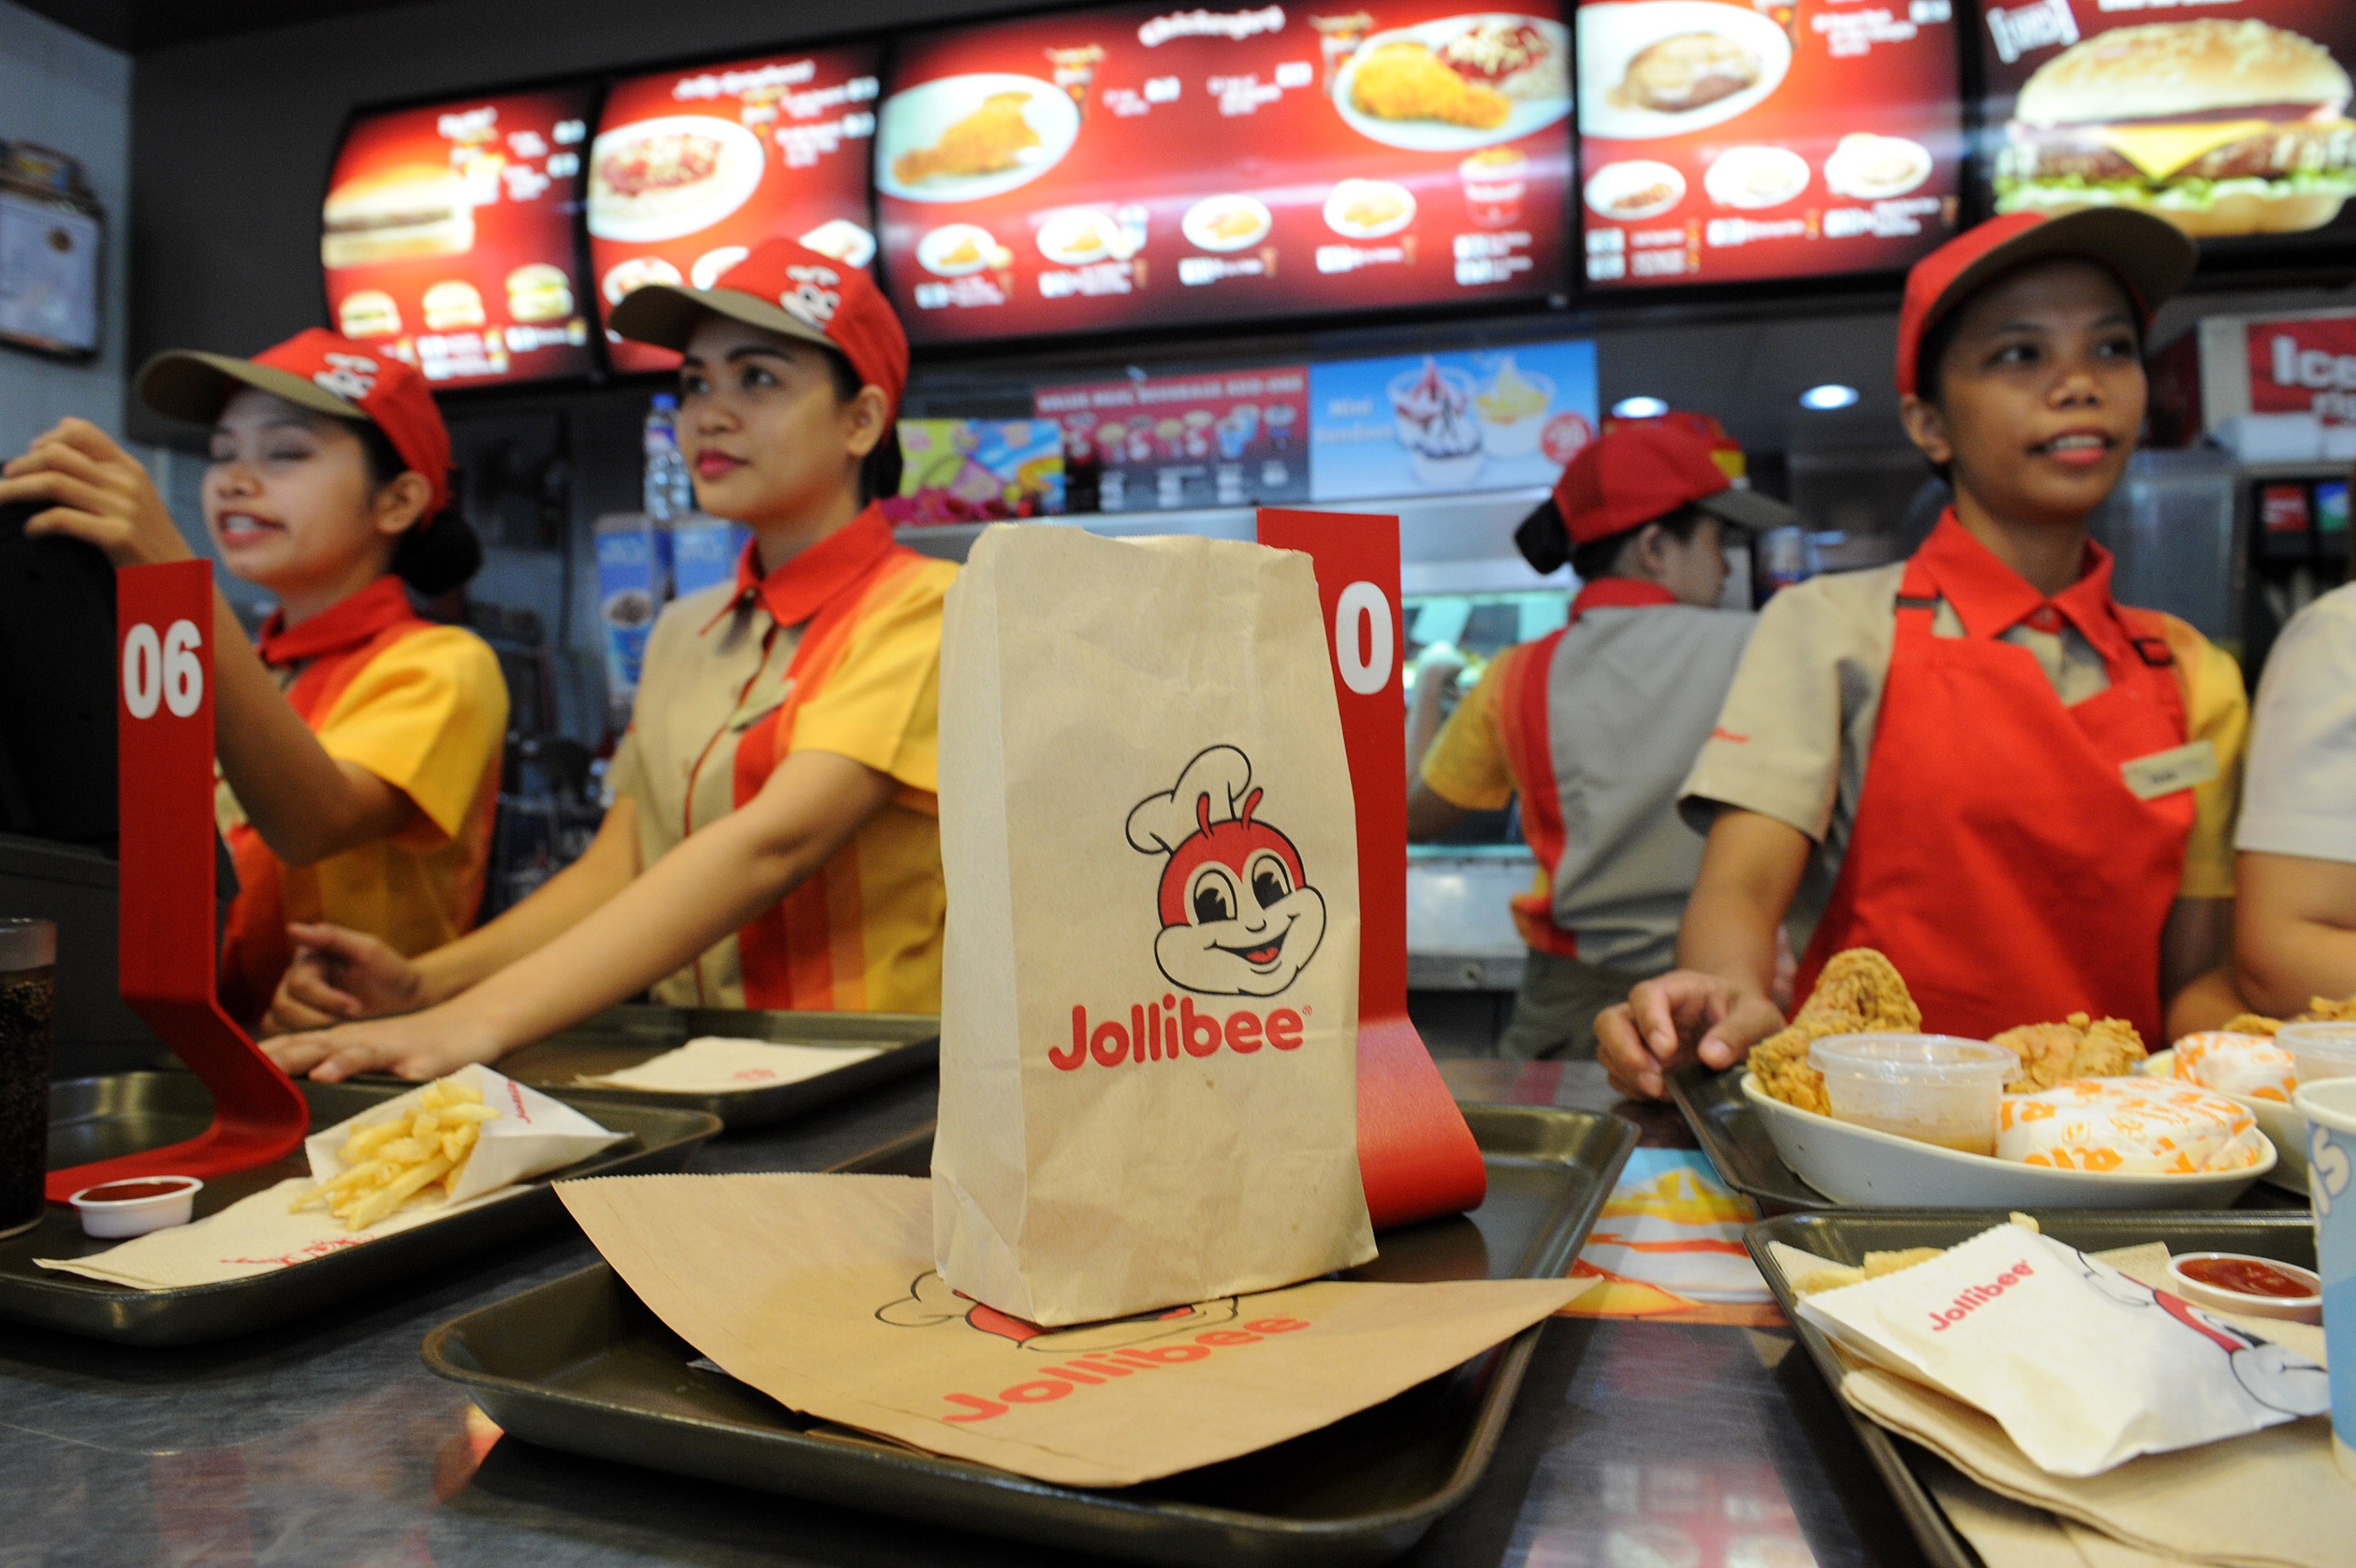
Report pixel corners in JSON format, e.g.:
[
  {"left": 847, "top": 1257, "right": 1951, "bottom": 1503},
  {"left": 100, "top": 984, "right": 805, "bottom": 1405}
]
[{"left": 1308, "top": 338, "right": 1598, "bottom": 501}]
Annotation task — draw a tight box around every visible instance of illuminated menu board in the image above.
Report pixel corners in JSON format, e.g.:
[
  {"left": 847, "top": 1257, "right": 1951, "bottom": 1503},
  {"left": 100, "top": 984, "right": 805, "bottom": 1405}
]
[
  {"left": 1578, "top": 0, "right": 1963, "bottom": 288},
  {"left": 876, "top": 2, "right": 1573, "bottom": 344},
  {"left": 321, "top": 88, "right": 598, "bottom": 387},
  {"left": 590, "top": 46, "right": 883, "bottom": 373},
  {"left": 1976, "top": 2, "right": 2356, "bottom": 252}
]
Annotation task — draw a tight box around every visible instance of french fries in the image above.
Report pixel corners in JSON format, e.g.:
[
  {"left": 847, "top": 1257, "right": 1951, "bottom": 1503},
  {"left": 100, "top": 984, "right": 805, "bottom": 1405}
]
[{"left": 290, "top": 1077, "right": 500, "bottom": 1231}]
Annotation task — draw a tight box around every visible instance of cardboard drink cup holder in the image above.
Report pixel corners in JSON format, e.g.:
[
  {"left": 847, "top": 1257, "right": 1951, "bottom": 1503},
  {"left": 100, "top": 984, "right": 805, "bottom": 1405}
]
[{"left": 46, "top": 560, "right": 308, "bottom": 1201}]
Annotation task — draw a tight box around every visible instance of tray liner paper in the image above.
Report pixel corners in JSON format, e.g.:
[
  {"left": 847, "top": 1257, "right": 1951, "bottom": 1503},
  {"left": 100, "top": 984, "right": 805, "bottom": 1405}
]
[{"left": 557, "top": 1173, "right": 1584, "bottom": 1488}]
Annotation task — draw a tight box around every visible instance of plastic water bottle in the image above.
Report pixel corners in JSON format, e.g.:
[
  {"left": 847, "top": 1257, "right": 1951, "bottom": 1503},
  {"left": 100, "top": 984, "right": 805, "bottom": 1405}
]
[{"left": 643, "top": 394, "right": 687, "bottom": 523}]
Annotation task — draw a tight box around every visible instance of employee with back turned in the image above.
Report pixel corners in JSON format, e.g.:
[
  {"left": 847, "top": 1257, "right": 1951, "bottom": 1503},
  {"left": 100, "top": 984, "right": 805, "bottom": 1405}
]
[{"left": 1407, "top": 417, "right": 1790, "bottom": 1057}]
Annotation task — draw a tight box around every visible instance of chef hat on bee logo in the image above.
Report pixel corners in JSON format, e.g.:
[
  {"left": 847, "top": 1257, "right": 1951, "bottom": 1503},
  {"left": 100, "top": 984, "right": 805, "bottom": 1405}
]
[{"left": 609, "top": 238, "right": 909, "bottom": 420}]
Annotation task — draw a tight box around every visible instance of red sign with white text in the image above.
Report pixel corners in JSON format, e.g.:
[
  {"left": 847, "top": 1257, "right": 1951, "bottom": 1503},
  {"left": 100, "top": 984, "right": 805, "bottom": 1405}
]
[
  {"left": 2247, "top": 314, "right": 2356, "bottom": 427},
  {"left": 1578, "top": 0, "right": 1963, "bottom": 288},
  {"left": 322, "top": 88, "right": 598, "bottom": 387},
  {"left": 878, "top": 2, "right": 1572, "bottom": 344},
  {"left": 590, "top": 46, "right": 883, "bottom": 373},
  {"left": 1255, "top": 509, "right": 1487, "bottom": 1231}
]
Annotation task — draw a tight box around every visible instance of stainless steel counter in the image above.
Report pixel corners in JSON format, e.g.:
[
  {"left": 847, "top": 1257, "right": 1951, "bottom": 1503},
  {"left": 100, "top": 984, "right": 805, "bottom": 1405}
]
[{"left": 1, "top": 1062, "right": 1926, "bottom": 1567}]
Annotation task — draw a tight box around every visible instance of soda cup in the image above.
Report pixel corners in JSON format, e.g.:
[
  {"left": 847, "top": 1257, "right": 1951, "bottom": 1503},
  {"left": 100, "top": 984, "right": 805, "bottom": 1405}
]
[
  {"left": 0, "top": 919, "right": 56, "bottom": 1240},
  {"left": 2292, "top": 1076, "right": 2356, "bottom": 1483}
]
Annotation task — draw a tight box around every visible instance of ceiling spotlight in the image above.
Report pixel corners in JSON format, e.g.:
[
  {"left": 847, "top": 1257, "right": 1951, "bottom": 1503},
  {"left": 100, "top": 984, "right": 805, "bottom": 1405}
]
[
  {"left": 1800, "top": 383, "right": 1860, "bottom": 411},
  {"left": 1612, "top": 395, "right": 1668, "bottom": 419}
]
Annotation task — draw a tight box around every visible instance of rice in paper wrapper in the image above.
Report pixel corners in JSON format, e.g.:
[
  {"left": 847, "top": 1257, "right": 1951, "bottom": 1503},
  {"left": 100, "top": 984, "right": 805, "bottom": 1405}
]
[
  {"left": 1996, "top": 1078, "right": 2266, "bottom": 1175},
  {"left": 2170, "top": 1033, "right": 2298, "bottom": 1104}
]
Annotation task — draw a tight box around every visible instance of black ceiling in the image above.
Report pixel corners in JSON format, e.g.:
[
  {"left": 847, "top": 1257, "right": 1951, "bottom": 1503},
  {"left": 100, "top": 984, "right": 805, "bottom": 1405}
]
[{"left": 23, "top": 0, "right": 439, "bottom": 53}]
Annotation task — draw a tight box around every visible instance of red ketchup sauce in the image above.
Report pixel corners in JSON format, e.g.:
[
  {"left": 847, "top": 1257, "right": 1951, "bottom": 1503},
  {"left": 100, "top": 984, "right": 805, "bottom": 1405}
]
[
  {"left": 2179, "top": 1255, "right": 2317, "bottom": 1299},
  {"left": 77, "top": 1180, "right": 193, "bottom": 1203}
]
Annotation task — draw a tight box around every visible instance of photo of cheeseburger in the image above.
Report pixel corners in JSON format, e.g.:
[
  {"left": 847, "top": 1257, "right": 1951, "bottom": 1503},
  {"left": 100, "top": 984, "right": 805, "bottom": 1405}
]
[
  {"left": 320, "top": 164, "right": 474, "bottom": 269},
  {"left": 1996, "top": 18, "right": 2356, "bottom": 238},
  {"left": 422, "top": 279, "right": 486, "bottom": 331},
  {"left": 336, "top": 288, "right": 401, "bottom": 339},
  {"left": 505, "top": 262, "right": 574, "bottom": 323}
]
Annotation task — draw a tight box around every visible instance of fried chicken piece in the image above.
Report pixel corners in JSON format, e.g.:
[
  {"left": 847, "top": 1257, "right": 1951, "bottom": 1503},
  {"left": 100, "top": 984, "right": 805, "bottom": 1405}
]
[
  {"left": 1745, "top": 949, "right": 1921, "bottom": 1114},
  {"left": 1988, "top": 1011, "right": 2146, "bottom": 1091},
  {"left": 893, "top": 92, "right": 1040, "bottom": 185},
  {"left": 1350, "top": 42, "right": 1511, "bottom": 129},
  {"left": 2223, "top": 1013, "right": 2284, "bottom": 1037},
  {"left": 2303, "top": 995, "right": 2356, "bottom": 1022}
]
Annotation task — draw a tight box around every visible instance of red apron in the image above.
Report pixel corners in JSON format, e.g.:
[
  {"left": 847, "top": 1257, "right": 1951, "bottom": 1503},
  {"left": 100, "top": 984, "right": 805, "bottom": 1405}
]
[
  {"left": 218, "top": 577, "right": 432, "bottom": 1029},
  {"left": 1793, "top": 515, "right": 2194, "bottom": 1043}
]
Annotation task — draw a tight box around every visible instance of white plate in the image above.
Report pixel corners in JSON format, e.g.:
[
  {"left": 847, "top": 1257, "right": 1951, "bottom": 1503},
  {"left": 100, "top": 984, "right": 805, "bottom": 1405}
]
[
  {"left": 1822, "top": 133, "right": 1932, "bottom": 201},
  {"left": 1577, "top": 1, "right": 1793, "bottom": 142},
  {"left": 875, "top": 74, "right": 1080, "bottom": 203},
  {"left": 1704, "top": 144, "right": 1810, "bottom": 209},
  {"left": 797, "top": 218, "right": 876, "bottom": 269},
  {"left": 1332, "top": 13, "right": 1572, "bottom": 153},
  {"left": 586, "top": 115, "right": 766, "bottom": 244},
  {"left": 2144, "top": 1049, "right": 2308, "bottom": 1194},
  {"left": 689, "top": 245, "right": 749, "bottom": 290},
  {"left": 1035, "top": 207, "right": 1126, "bottom": 266},
  {"left": 1583, "top": 158, "right": 1685, "bottom": 220},
  {"left": 1181, "top": 194, "right": 1273, "bottom": 253},
  {"left": 600, "top": 255, "right": 680, "bottom": 307},
  {"left": 1742, "top": 1074, "right": 2274, "bottom": 1209},
  {"left": 1323, "top": 179, "right": 1418, "bottom": 239},
  {"left": 914, "top": 223, "right": 1000, "bottom": 278}
]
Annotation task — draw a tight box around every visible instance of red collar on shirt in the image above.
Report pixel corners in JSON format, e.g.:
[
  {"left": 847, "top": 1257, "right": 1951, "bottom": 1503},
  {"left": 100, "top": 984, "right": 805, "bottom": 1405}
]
[
  {"left": 704, "top": 503, "right": 895, "bottom": 632},
  {"left": 1915, "top": 511, "right": 2118, "bottom": 644},
  {"left": 1569, "top": 577, "right": 1681, "bottom": 622},
  {"left": 255, "top": 576, "right": 417, "bottom": 668}
]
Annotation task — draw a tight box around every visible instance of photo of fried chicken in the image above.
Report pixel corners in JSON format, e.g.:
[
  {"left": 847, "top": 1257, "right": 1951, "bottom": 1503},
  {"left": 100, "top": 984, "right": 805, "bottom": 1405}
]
[
  {"left": 892, "top": 91, "right": 1041, "bottom": 185},
  {"left": 1746, "top": 949, "right": 1921, "bottom": 1115},
  {"left": 1350, "top": 41, "right": 1510, "bottom": 130},
  {"left": 1988, "top": 1012, "right": 2146, "bottom": 1092}
]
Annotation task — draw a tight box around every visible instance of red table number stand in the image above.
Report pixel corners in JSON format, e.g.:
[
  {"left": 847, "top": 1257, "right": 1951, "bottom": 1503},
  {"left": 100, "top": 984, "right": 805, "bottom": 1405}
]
[
  {"left": 1257, "top": 510, "right": 1488, "bottom": 1229},
  {"left": 47, "top": 560, "right": 310, "bottom": 1201}
]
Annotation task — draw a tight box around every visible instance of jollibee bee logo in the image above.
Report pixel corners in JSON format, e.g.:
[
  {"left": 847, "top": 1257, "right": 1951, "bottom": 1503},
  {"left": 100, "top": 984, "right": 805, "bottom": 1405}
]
[
  {"left": 1126, "top": 746, "right": 1325, "bottom": 997},
  {"left": 779, "top": 263, "right": 842, "bottom": 328}
]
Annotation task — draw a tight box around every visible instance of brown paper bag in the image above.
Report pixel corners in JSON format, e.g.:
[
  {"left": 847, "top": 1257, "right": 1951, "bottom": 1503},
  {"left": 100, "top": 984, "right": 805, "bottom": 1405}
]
[
  {"left": 933, "top": 525, "right": 1375, "bottom": 1326},
  {"left": 558, "top": 1173, "right": 1583, "bottom": 1488}
]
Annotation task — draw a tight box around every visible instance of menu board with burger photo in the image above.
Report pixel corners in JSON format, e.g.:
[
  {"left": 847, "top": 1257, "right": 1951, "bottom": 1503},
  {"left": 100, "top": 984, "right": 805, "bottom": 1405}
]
[
  {"left": 321, "top": 88, "right": 598, "bottom": 387},
  {"left": 1977, "top": 1, "right": 2356, "bottom": 250},
  {"left": 875, "top": 2, "right": 1573, "bottom": 344},
  {"left": 589, "top": 46, "right": 883, "bottom": 373},
  {"left": 1578, "top": 0, "right": 1964, "bottom": 288}
]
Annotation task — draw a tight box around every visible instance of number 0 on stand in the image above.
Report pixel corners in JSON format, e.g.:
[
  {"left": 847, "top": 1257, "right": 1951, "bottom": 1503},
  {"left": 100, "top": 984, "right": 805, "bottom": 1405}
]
[{"left": 47, "top": 560, "right": 309, "bottom": 1201}]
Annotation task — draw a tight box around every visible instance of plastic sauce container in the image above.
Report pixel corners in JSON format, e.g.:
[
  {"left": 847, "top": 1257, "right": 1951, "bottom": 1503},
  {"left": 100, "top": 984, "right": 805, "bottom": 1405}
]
[
  {"left": 69, "top": 1176, "right": 202, "bottom": 1238},
  {"left": 2276, "top": 1021, "right": 2356, "bottom": 1088},
  {"left": 2166, "top": 1252, "right": 2322, "bottom": 1324},
  {"left": 1809, "top": 1035, "right": 2015, "bottom": 1155}
]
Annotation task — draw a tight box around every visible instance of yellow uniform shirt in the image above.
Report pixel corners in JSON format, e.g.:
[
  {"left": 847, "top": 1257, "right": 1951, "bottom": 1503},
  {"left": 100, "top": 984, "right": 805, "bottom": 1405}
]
[{"left": 606, "top": 506, "right": 952, "bottom": 1013}]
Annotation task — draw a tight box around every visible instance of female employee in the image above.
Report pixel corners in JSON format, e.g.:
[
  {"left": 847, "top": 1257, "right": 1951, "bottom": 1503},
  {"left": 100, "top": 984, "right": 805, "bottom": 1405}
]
[
  {"left": 1597, "top": 210, "right": 2249, "bottom": 1100},
  {"left": 265, "top": 239, "right": 954, "bottom": 1081},
  {"left": 0, "top": 332, "right": 506, "bottom": 1030}
]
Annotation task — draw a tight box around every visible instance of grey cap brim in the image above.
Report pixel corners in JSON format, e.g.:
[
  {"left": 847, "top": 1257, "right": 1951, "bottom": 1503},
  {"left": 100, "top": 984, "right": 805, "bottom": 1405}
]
[
  {"left": 607, "top": 282, "right": 835, "bottom": 357},
  {"left": 1694, "top": 485, "right": 1794, "bottom": 533},
  {"left": 135, "top": 350, "right": 363, "bottom": 427}
]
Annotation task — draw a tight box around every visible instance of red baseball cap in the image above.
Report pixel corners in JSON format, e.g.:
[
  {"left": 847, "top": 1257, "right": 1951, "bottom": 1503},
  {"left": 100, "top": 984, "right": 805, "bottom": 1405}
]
[
  {"left": 608, "top": 238, "right": 909, "bottom": 420},
  {"left": 1516, "top": 414, "right": 1790, "bottom": 574},
  {"left": 136, "top": 328, "right": 454, "bottom": 516},
  {"left": 1896, "top": 210, "right": 2197, "bottom": 398}
]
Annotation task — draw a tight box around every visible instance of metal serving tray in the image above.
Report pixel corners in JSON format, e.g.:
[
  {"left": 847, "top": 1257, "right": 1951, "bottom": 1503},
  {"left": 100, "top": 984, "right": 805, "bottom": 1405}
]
[
  {"left": 383, "top": 1004, "right": 937, "bottom": 1132},
  {"left": 1, "top": 1072, "right": 719, "bottom": 1346},
  {"left": 422, "top": 1103, "right": 1636, "bottom": 1567},
  {"left": 1747, "top": 1209, "right": 2319, "bottom": 1568},
  {"left": 1671, "top": 1064, "right": 2308, "bottom": 1213}
]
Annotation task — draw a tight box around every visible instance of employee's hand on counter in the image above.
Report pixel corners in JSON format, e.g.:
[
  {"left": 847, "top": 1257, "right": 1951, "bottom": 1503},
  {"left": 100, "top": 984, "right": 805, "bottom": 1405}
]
[
  {"left": 262, "top": 922, "right": 426, "bottom": 1035},
  {"left": 263, "top": 1006, "right": 504, "bottom": 1084},
  {"left": 1596, "top": 971, "right": 1786, "bottom": 1102},
  {"left": 0, "top": 419, "right": 193, "bottom": 568}
]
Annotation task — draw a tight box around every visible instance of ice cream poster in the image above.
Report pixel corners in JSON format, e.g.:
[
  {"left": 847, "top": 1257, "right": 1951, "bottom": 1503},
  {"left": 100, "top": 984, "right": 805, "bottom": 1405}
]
[
  {"left": 1307, "top": 338, "right": 1596, "bottom": 501},
  {"left": 1564, "top": 1149, "right": 1781, "bottom": 1327}
]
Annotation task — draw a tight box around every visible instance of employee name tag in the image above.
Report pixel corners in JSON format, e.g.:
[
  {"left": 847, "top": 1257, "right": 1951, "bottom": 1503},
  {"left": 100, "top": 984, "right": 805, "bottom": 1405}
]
[{"left": 2120, "top": 740, "right": 2218, "bottom": 801}]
